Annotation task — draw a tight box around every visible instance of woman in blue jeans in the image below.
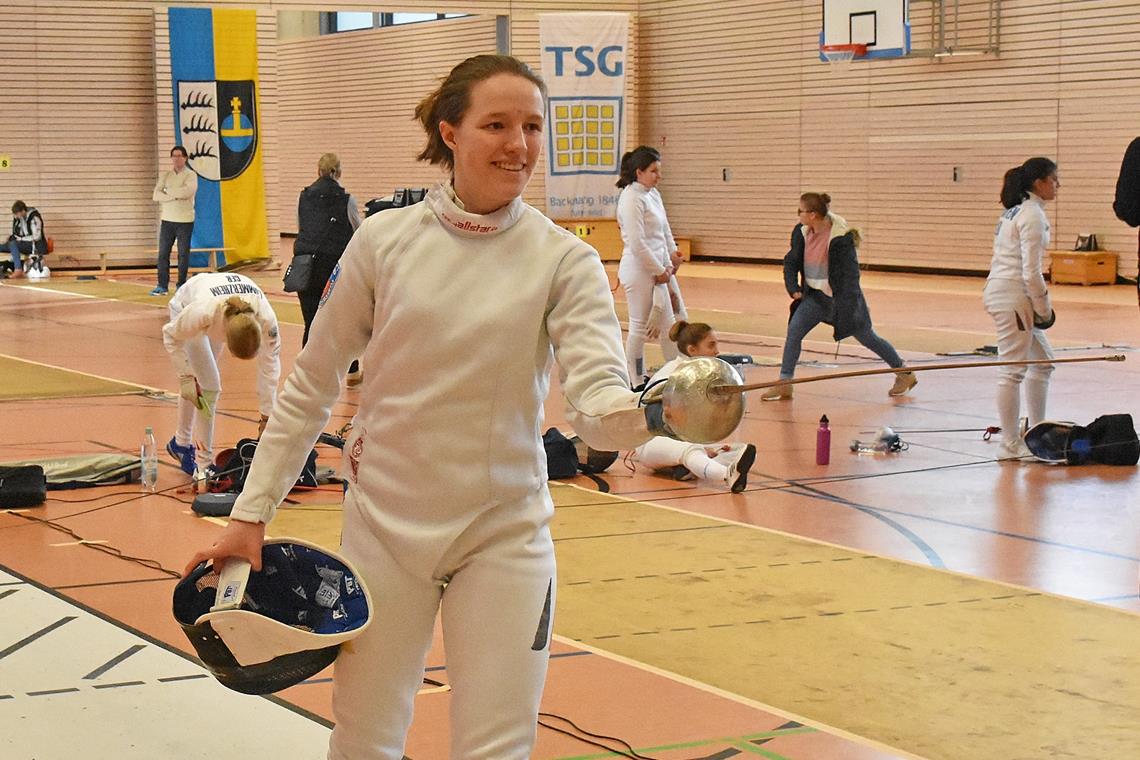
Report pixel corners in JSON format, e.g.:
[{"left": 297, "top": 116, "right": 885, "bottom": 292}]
[{"left": 763, "top": 192, "right": 915, "bottom": 401}]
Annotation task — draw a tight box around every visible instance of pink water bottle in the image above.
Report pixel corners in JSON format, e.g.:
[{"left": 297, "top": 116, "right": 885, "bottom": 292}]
[{"left": 816, "top": 414, "right": 831, "bottom": 465}]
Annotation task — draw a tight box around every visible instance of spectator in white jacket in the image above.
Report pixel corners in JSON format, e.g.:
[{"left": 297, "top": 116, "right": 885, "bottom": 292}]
[
  {"left": 162, "top": 272, "right": 280, "bottom": 486},
  {"left": 984, "top": 157, "right": 1059, "bottom": 460},
  {"left": 151, "top": 145, "right": 198, "bottom": 296},
  {"left": 616, "top": 145, "right": 688, "bottom": 386}
]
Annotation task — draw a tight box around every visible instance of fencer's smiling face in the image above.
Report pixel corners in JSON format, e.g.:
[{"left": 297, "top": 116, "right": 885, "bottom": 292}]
[{"left": 441, "top": 73, "right": 544, "bottom": 215}]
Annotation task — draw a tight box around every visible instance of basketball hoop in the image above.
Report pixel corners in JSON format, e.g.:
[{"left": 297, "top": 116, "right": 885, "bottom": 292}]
[{"left": 821, "top": 43, "right": 868, "bottom": 71}]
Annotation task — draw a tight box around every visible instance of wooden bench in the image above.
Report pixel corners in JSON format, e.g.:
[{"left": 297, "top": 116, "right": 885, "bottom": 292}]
[{"left": 49, "top": 247, "right": 231, "bottom": 274}]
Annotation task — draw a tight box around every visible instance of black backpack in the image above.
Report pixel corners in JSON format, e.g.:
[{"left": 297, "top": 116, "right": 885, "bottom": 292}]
[
  {"left": 213, "top": 438, "right": 319, "bottom": 494},
  {"left": 542, "top": 428, "right": 619, "bottom": 480},
  {"left": 542, "top": 428, "right": 580, "bottom": 480}
]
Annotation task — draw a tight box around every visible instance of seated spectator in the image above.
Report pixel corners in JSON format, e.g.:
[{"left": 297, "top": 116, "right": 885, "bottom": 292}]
[{"left": 5, "top": 201, "right": 47, "bottom": 279}]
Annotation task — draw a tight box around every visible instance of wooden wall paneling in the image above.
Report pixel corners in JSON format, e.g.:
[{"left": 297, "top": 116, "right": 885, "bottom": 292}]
[
  {"left": 276, "top": 15, "right": 497, "bottom": 228},
  {"left": 1, "top": 3, "right": 158, "bottom": 255}
]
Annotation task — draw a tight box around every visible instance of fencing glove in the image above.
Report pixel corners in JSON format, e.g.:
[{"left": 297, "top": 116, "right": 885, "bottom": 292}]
[
  {"left": 1033, "top": 309, "right": 1056, "bottom": 330},
  {"left": 180, "top": 375, "right": 207, "bottom": 411}
]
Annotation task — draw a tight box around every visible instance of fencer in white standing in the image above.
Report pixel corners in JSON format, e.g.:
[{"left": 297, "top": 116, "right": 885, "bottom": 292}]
[
  {"left": 984, "top": 157, "right": 1059, "bottom": 460},
  {"left": 180, "top": 55, "right": 741, "bottom": 760}
]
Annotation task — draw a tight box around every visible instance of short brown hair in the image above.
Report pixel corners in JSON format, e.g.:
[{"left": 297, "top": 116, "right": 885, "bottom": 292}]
[
  {"left": 414, "top": 55, "right": 547, "bottom": 171},
  {"left": 11, "top": 200, "right": 27, "bottom": 214}
]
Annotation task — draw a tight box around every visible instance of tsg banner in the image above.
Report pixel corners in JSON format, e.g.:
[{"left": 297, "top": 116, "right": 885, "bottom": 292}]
[
  {"left": 168, "top": 7, "right": 269, "bottom": 267},
  {"left": 539, "top": 13, "right": 628, "bottom": 219}
]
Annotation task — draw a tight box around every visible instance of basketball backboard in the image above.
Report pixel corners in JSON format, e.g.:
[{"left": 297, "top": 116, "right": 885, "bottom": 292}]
[{"left": 821, "top": 0, "right": 910, "bottom": 59}]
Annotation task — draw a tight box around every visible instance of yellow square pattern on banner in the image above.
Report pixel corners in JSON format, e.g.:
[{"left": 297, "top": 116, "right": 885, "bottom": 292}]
[{"left": 548, "top": 97, "right": 621, "bottom": 174}]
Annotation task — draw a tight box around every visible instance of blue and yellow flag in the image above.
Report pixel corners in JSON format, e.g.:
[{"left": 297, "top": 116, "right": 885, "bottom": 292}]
[{"left": 169, "top": 7, "right": 269, "bottom": 268}]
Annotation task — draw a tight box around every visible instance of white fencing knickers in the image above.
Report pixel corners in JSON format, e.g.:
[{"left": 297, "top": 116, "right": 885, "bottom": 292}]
[
  {"left": 328, "top": 489, "right": 556, "bottom": 760},
  {"left": 619, "top": 258, "right": 679, "bottom": 380},
  {"left": 174, "top": 330, "right": 224, "bottom": 471},
  {"left": 636, "top": 436, "right": 728, "bottom": 483},
  {"left": 983, "top": 283, "right": 1055, "bottom": 443}
]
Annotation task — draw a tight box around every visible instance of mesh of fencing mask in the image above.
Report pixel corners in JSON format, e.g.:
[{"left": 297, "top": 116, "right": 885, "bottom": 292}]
[
  {"left": 1024, "top": 414, "right": 1139, "bottom": 466},
  {"left": 173, "top": 537, "right": 372, "bottom": 695}
]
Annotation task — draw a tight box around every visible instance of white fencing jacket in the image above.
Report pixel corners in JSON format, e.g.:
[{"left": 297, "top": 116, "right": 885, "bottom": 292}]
[
  {"left": 617, "top": 182, "right": 676, "bottom": 277},
  {"left": 986, "top": 193, "right": 1052, "bottom": 316},
  {"left": 162, "top": 272, "right": 281, "bottom": 416},
  {"left": 231, "top": 185, "right": 652, "bottom": 545}
]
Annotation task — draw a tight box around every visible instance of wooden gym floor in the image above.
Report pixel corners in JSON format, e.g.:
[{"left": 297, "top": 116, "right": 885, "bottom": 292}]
[{"left": 1, "top": 244, "right": 1138, "bottom": 760}]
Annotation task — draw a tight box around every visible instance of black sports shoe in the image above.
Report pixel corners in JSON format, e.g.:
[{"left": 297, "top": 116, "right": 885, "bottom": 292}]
[
  {"left": 726, "top": 444, "right": 757, "bottom": 493},
  {"left": 167, "top": 436, "right": 196, "bottom": 475}
]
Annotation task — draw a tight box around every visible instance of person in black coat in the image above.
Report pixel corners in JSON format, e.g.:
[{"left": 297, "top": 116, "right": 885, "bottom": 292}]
[
  {"left": 1113, "top": 136, "right": 1140, "bottom": 309},
  {"left": 764, "top": 192, "right": 914, "bottom": 401},
  {"left": 294, "top": 153, "right": 362, "bottom": 383}
]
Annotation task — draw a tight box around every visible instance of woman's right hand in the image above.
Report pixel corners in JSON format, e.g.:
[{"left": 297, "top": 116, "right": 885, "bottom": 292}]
[
  {"left": 653, "top": 269, "right": 672, "bottom": 285},
  {"left": 645, "top": 322, "right": 661, "bottom": 340},
  {"left": 182, "top": 518, "right": 267, "bottom": 576}
]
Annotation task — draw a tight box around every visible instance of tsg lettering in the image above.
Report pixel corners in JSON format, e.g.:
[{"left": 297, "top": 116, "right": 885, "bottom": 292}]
[{"left": 544, "top": 45, "right": 624, "bottom": 77}]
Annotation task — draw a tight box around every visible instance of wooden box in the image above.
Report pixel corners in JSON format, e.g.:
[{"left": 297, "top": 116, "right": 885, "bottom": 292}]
[
  {"left": 1049, "top": 250, "right": 1117, "bottom": 286},
  {"left": 553, "top": 218, "right": 691, "bottom": 262}
]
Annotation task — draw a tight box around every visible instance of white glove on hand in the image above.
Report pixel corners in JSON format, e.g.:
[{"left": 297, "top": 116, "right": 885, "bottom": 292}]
[
  {"left": 180, "top": 375, "right": 205, "bottom": 411},
  {"left": 646, "top": 284, "right": 667, "bottom": 339}
]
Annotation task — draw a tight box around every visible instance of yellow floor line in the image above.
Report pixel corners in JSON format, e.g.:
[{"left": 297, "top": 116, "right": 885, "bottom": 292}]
[{"left": 0, "top": 353, "right": 164, "bottom": 397}]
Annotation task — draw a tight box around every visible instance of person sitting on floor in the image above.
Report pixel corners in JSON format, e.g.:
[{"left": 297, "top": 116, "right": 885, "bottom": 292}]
[
  {"left": 634, "top": 320, "right": 757, "bottom": 492},
  {"left": 5, "top": 201, "right": 47, "bottom": 279}
]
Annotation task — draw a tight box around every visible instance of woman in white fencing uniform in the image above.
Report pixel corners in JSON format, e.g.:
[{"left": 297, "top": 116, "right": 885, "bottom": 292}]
[
  {"left": 182, "top": 55, "right": 687, "bottom": 760},
  {"left": 636, "top": 321, "right": 756, "bottom": 492},
  {"left": 984, "top": 157, "right": 1059, "bottom": 460},
  {"left": 616, "top": 145, "right": 688, "bottom": 385},
  {"left": 162, "top": 272, "right": 280, "bottom": 484}
]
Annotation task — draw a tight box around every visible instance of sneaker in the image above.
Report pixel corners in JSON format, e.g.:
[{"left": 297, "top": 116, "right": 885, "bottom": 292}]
[
  {"left": 346, "top": 368, "right": 363, "bottom": 388},
  {"left": 888, "top": 371, "right": 918, "bottom": 397},
  {"left": 149, "top": 286, "right": 168, "bottom": 296},
  {"left": 997, "top": 438, "right": 1034, "bottom": 461},
  {"left": 166, "top": 436, "right": 196, "bottom": 475},
  {"left": 725, "top": 443, "right": 757, "bottom": 493},
  {"left": 761, "top": 383, "right": 793, "bottom": 401}
]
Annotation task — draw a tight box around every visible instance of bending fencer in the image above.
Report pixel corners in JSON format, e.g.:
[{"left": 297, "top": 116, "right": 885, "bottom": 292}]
[
  {"left": 162, "top": 272, "right": 281, "bottom": 487},
  {"left": 984, "top": 157, "right": 1059, "bottom": 460},
  {"left": 636, "top": 321, "right": 757, "bottom": 492},
  {"left": 182, "top": 55, "right": 726, "bottom": 760}
]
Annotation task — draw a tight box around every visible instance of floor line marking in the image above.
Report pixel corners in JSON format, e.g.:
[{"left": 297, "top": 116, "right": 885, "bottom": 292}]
[
  {"left": 0, "top": 352, "right": 166, "bottom": 395},
  {"left": 0, "top": 616, "right": 77, "bottom": 660},
  {"left": 84, "top": 644, "right": 147, "bottom": 680},
  {"left": 551, "top": 633, "right": 925, "bottom": 760}
]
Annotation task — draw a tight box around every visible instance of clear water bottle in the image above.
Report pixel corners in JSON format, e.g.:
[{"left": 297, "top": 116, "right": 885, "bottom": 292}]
[{"left": 141, "top": 426, "right": 159, "bottom": 492}]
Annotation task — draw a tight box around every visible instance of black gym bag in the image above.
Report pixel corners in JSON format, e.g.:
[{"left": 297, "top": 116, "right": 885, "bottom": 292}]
[{"left": 0, "top": 465, "right": 47, "bottom": 509}]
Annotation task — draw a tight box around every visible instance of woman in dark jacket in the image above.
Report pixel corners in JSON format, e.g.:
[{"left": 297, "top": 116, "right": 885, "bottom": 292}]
[
  {"left": 294, "top": 153, "right": 362, "bottom": 384},
  {"left": 763, "top": 192, "right": 915, "bottom": 400}
]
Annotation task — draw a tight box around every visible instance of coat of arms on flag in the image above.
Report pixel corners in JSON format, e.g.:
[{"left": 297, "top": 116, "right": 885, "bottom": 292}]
[{"left": 176, "top": 80, "right": 258, "bottom": 182}]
